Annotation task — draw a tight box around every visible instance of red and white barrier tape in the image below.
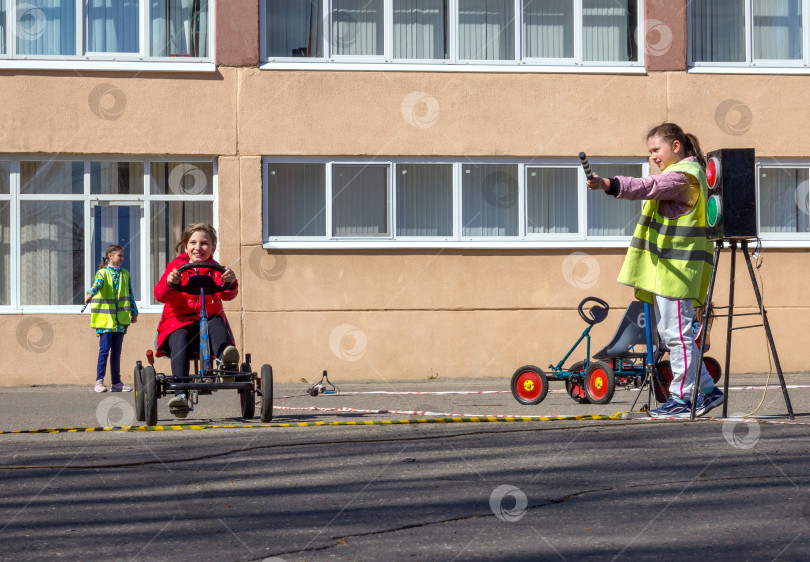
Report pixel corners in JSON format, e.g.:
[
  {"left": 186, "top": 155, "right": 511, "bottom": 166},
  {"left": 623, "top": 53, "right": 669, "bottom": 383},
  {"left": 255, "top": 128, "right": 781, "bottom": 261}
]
[{"left": 274, "top": 405, "right": 543, "bottom": 418}]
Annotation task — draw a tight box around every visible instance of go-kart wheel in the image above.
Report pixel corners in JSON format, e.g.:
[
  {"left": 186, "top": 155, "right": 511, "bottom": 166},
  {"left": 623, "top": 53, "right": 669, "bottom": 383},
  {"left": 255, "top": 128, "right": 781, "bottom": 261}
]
[
  {"left": 510, "top": 365, "right": 548, "bottom": 405},
  {"left": 654, "top": 360, "right": 673, "bottom": 404},
  {"left": 260, "top": 364, "right": 273, "bottom": 423},
  {"left": 565, "top": 377, "right": 589, "bottom": 404},
  {"left": 565, "top": 361, "right": 588, "bottom": 403},
  {"left": 143, "top": 366, "right": 158, "bottom": 426},
  {"left": 704, "top": 356, "right": 722, "bottom": 384},
  {"left": 584, "top": 361, "right": 615, "bottom": 404},
  {"left": 240, "top": 377, "right": 256, "bottom": 420},
  {"left": 134, "top": 364, "right": 145, "bottom": 422}
]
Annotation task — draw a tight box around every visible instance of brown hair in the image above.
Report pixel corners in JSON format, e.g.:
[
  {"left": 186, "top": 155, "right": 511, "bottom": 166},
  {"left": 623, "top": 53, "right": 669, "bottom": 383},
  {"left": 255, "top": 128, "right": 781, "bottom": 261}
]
[
  {"left": 175, "top": 222, "right": 218, "bottom": 254},
  {"left": 98, "top": 244, "right": 124, "bottom": 270},
  {"left": 647, "top": 123, "right": 706, "bottom": 169}
]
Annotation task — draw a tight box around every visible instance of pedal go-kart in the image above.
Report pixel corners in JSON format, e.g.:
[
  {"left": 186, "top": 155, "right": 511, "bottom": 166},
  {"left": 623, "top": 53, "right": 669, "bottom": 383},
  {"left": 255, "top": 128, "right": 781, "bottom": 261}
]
[
  {"left": 131, "top": 262, "right": 273, "bottom": 426},
  {"left": 510, "top": 297, "right": 721, "bottom": 406}
]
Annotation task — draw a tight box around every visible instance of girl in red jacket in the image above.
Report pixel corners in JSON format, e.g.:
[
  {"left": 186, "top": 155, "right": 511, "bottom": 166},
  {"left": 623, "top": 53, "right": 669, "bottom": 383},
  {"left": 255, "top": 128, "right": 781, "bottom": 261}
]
[{"left": 154, "top": 223, "right": 239, "bottom": 411}]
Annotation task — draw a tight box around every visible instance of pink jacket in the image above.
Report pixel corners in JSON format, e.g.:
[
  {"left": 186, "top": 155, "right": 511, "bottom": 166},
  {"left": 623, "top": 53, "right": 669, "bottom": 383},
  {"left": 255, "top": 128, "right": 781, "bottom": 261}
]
[
  {"left": 611, "top": 156, "right": 701, "bottom": 219},
  {"left": 153, "top": 253, "right": 238, "bottom": 356}
]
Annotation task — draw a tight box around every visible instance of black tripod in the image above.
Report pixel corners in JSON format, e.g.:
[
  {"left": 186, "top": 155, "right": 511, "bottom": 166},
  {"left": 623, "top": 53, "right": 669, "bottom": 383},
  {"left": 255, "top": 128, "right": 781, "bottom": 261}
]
[{"left": 689, "top": 239, "right": 795, "bottom": 421}]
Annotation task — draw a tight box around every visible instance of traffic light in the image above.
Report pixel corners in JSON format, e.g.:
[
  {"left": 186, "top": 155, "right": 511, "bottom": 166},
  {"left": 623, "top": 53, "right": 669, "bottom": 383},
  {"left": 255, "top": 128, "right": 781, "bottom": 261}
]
[{"left": 705, "top": 148, "right": 757, "bottom": 241}]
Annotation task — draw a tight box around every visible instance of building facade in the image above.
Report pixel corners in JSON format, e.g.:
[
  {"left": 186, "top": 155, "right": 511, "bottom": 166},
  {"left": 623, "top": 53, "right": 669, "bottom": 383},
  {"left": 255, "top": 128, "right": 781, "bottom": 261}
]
[{"left": 1, "top": 0, "right": 809, "bottom": 386}]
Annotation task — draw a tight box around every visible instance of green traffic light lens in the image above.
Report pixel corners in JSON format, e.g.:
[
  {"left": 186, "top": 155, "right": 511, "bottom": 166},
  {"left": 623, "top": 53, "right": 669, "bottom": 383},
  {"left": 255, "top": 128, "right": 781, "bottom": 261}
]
[{"left": 707, "top": 195, "right": 721, "bottom": 227}]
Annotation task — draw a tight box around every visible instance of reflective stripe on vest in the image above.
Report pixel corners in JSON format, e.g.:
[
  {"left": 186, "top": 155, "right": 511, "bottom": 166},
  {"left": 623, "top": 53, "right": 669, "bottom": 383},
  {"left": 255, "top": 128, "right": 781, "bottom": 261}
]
[
  {"left": 617, "top": 159, "right": 713, "bottom": 305},
  {"left": 90, "top": 269, "right": 132, "bottom": 329}
]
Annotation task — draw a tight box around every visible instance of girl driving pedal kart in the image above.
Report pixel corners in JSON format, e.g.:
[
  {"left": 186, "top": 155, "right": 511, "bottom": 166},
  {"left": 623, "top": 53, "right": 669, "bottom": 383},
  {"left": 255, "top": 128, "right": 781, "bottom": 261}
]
[{"left": 154, "top": 223, "right": 239, "bottom": 412}]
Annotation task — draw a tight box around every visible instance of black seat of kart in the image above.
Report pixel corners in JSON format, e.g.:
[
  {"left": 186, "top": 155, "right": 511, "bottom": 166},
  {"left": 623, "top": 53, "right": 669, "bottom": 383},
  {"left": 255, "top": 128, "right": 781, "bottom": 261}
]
[{"left": 593, "top": 301, "right": 658, "bottom": 360}]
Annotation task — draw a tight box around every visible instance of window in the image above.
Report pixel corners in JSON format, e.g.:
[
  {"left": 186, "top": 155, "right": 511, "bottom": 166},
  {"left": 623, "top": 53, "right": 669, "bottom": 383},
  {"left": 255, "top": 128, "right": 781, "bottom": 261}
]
[
  {"left": 690, "top": 0, "right": 806, "bottom": 67},
  {"left": 394, "top": 0, "right": 448, "bottom": 59},
  {"left": 526, "top": 167, "right": 577, "bottom": 234},
  {"left": 396, "top": 163, "right": 452, "bottom": 236},
  {"left": 267, "top": 163, "right": 326, "bottom": 236},
  {"left": 587, "top": 163, "right": 642, "bottom": 236},
  {"left": 263, "top": 158, "right": 646, "bottom": 246},
  {"left": 332, "top": 165, "right": 388, "bottom": 236},
  {"left": 759, "top": 165, "right": 810, "bottom": 234},
  {"left": 262, "top": 0, "right": 641, "bottom": 69},
  {"left": 459, "top": 0, "right": 515, "bottom": 61},
  {"left": 461, "top": 164, "right": 518, "bottom": 236},
  {"left": 0, "top": 161, "right": 10, "bottom": 306},
  {"left": 0, "top": 157, "right": 216, "bottom": 312},
  {"left": 0, "top": 0, "right": 211, "bottom": 68}
]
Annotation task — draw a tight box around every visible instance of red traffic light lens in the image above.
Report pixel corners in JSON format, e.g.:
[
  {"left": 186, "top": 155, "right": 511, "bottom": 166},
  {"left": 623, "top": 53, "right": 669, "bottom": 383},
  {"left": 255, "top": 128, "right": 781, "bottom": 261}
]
[{"left": 707, "top": 157, "right": 720, "bottom": 188}]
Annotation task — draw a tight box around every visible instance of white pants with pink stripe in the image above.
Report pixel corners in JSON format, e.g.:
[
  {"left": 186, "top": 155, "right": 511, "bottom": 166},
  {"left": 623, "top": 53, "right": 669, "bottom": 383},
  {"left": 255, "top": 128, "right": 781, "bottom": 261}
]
[{"left": 654, "top": 295, "right": 715, "bottom": 402}]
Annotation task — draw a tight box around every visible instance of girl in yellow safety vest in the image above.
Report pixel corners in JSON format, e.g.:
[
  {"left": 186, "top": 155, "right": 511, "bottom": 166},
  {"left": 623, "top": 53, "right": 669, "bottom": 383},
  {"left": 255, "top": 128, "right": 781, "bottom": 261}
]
[
  {"left": 85, "top": 245, "right": 138, "bottom": 393},
  {"left": 586, "top": 123, "right": 724, "bottom": 419}
]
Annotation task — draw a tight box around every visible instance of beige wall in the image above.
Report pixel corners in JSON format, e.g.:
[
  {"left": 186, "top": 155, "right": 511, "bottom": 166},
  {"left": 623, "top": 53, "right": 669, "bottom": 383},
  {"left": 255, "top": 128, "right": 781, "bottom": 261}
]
[
  {"left": 0, "top": 69, "right": 238, "bottom": 156},
  {"left": 3, "top": 69, "right": 807, "bottom": 158},
  {"left": 3, "top": 65, "right": 810, "bottom": 385}
]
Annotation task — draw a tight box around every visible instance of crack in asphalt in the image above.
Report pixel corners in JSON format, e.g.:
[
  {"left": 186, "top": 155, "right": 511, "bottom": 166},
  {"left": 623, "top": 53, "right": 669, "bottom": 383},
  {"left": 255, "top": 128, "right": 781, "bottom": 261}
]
[
  {"left": 257, "top": 469, "right": 810, "bottom": 558},
  {"left": 258, "top": 487, "right": 613, "bottom": 559}
]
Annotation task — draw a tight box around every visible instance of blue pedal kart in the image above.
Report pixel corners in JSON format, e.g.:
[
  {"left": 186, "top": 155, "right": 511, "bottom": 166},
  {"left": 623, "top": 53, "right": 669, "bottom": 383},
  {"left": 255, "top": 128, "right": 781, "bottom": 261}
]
[
  {"left": 132, "top": 262, "right": 273, "bottom": 426},
  {"left": 510, "top": 297, "right": 721, "bottom": 406}
]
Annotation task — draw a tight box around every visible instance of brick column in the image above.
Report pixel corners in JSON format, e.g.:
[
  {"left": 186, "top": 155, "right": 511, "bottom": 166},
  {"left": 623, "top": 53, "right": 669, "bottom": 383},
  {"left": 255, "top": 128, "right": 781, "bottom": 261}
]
[
  {"left": 216, "top": 0, "right": 260, "bottom": 67},
  {"left": 644, "top": 0, "right": 688, "bottom": 71}
]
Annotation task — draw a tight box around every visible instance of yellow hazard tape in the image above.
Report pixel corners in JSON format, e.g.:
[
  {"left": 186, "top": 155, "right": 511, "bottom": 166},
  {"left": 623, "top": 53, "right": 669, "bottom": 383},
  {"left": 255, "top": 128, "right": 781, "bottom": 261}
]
[{"left": 0, "top": 413, "right": 623, "bottom": 434}]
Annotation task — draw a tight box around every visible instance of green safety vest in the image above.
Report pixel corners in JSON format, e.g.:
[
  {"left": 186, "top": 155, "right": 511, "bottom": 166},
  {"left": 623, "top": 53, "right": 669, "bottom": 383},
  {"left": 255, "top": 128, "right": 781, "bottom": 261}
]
[
  {"left": 90, "top": 269, "right": 132, "bottom": 329},
  {"left": 617, "top": 159, "right": 713, "bottom": 306}
]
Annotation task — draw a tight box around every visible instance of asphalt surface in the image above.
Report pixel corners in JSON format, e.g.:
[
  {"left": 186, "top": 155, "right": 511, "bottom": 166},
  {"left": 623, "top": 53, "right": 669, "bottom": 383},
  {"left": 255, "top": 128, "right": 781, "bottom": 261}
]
[{"left": 0, "top": 374, "right": 808, "bottom": 561}]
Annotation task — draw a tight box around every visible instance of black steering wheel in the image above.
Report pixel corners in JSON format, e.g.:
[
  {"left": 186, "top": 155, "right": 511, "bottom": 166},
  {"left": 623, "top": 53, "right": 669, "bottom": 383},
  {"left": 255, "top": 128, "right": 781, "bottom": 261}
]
[
  {"left": 168, "top": 262, "right": 232, "bottom": 296},
  {"left": 577, "top": 297, "right": 609, "bottom": 325}
]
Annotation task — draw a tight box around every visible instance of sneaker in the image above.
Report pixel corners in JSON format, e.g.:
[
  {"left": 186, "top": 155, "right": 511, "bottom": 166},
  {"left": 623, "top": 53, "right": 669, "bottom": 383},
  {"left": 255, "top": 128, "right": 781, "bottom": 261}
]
[
  {"left": 649, "top": 398, "right": 692, "bottom": 419},
  {"left": 695, "top": 387, "right": 725, "bottom": 417},
  {"left": 110, "top": 382, "right": 133, "bottom": 392},
  {"left": 168, "top": 393, "right": 189, "bottom": 410},
  {"left": 94, "top": 381, "right": 107, "bottom": 393},
  {"left": 218, "top": 346, "right": 240, "bottom": 382},
  {"left": 219, "top": 345, "right": 240, "bottom": 369}
]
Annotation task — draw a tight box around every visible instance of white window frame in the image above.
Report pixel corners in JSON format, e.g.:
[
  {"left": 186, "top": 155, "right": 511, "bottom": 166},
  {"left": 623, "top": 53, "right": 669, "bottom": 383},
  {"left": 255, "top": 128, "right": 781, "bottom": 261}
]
[
  {"left": 259, "top": 0, "right": 645, "bottom": 73},
  {"left": 262, "top": 156, "right": 648, "bottom": 249},
  {"left": 0, "top": 155, "right": 218, "bottom": 314},
  {"left": 756, "top": 158, "right": 810, "bottom": 243},
  {"left": 689, "top": 0, "right": 810, "bottom": 74},
  {"left": 0, "top": 1, "right": 216, "bottom": 72}
]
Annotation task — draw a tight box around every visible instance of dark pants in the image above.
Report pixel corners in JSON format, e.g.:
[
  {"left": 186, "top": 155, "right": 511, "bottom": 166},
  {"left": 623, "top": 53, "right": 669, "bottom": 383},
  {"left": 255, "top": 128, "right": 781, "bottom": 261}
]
[
  {"left": 165, "top": 315, "right": 231, "bottom": 386},
  {"left": 96, "top": 332, "right": 125, "bottom": 384}
]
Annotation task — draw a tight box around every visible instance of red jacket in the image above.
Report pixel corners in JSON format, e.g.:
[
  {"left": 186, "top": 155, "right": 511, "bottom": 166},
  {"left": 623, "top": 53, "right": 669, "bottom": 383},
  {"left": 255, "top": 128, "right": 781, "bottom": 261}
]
[{"left": 154, "top": 253, "right": 239, "bottom": 357}]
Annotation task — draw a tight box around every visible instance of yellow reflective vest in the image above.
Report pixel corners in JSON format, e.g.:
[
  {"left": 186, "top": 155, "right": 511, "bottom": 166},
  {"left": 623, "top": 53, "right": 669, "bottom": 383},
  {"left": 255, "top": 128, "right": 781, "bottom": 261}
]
[
  {"left": 90, "top": 268, "right": 133, "bottom": 329},
  {"left": 617, "top": 159, "right": 713, "bottom": 306}
]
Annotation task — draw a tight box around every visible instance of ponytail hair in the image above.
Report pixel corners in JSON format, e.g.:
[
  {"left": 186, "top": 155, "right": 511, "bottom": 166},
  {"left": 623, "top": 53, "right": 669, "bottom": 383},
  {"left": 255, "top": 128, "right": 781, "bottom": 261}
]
[
  {"left": 98, "top": 244, "right": 124, "bottom": 270},
  {"left": 647, "top": 123, "right": 706, "bottom": 169}
]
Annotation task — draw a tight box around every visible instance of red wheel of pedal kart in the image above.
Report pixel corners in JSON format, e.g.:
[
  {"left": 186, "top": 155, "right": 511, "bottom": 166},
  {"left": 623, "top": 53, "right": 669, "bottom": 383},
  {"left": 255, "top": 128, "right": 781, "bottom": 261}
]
[
  {"left": 584, "top": 361, "right": 615, "bottom": 404},
  {"left": 565, "top": 361, "right": 589, "bottom": 404},
  {"left": 510, "top": 365, "right": 548, "bottom": 405},
  {"left": 703, "top": 356, "right": 722, "bottom": 384},
  {"left": 654, "top": 360, "right": 673, "bottom": 404},
  {"left": 565, "top": 378, "right": 589, "bottom": 404}
]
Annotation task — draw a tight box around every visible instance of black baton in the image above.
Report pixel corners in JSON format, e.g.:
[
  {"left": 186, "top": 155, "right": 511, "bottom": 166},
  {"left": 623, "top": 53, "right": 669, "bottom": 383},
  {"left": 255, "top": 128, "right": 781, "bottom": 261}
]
[{"left": 579, "top": 152, "right": 594, "bottom": 180}]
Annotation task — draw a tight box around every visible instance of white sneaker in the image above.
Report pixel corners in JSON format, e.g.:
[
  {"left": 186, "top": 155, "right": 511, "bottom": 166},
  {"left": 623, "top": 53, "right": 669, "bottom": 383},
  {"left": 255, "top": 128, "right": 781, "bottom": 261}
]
[
  {"left": 219, "top": 345, "right": 240, "bottom": 369},
  {"left": 94, "top": 381, "right": 107, "bottom": 393},
  {"left": 168, "top": 393, "right": 189, "bottom": 410}
]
